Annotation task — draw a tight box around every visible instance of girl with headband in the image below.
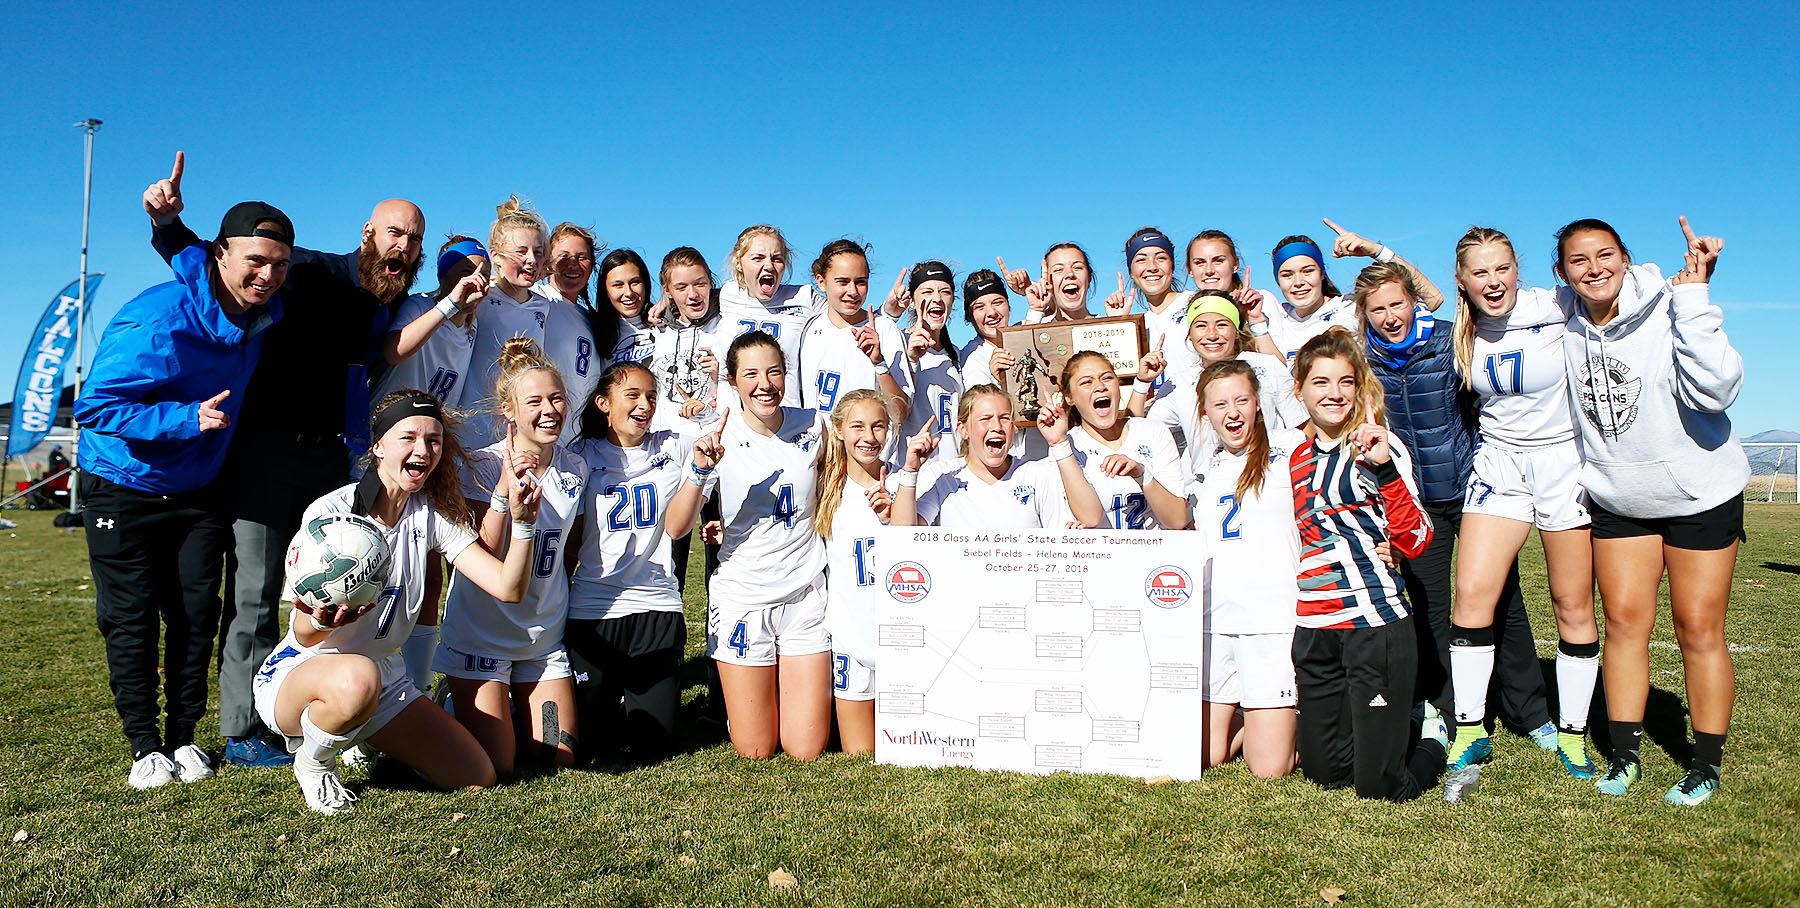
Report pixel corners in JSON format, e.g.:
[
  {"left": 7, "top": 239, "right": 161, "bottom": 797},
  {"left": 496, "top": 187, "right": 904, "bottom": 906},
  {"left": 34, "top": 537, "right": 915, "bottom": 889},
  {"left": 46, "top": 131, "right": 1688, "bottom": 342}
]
[
  {"left": 251, "top": 390, "right": 542, "bottom": 815},
  {"left": 1057, "top": 350, "right": 1189, "bottom": 530},
  {"left": 565, "top": 359, "right": 708, "bottom": 762},
  {"left": 957, "top": 269, "right": 1015, "bottom": 390},
  {"left": 692, "top": 331, "right": 833, "bottom": 761},
  {"left": 466, "top": 197, "right": 598, "bottom": 447},
  {"left": 811, "top": 388, "right": 899, "bottom": 753},
  {"left": 436, "top": 339, "right": 587, "bottom": 777},
  {"left": 886, "top": 261, "right": 962, "bottom": 467},
  {"left": 1107, "top": 227, "right": 1203, "bottom": 397},
  {"left": 1133, "top": 291, "right": 1304, "bottom": 463},
  {"left": 1263, "top": 220, "right": 1443, "bottom": 362},
  {"left": 1192, "top": 359, "right": 1303, "bottom": 778},
  {"left": 797, "top": 240, "right": 913, "bottom": 435},
  {"left": 1556, "top": 216, "right": 1745, "bottom": 806},
  {"left": 718, "top": 225, "right": 823, "bottom": 407},
  {"left": 374, "top": 236, "right": 491, "bottom": 414},
  {"left": 1354, "top": 260, "right": 1557, "bottom": 803},
  {"left": 1431, "top": 229, "right": 1594, "bottom": 801}
]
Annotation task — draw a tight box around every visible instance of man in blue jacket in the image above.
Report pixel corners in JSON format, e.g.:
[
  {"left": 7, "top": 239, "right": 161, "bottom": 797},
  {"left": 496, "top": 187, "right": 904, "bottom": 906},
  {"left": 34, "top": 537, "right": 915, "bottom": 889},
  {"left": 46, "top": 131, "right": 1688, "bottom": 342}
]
[{"left": 76, "top": 201, "right": 292, "bottom": 789}]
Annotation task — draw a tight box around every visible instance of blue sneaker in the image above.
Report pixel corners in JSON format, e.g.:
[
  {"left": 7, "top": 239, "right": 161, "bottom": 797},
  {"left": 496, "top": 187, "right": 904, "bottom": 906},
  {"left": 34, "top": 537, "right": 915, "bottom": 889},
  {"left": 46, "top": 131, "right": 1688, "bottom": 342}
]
[
  {"left": 224, "top": 735, "right": 294, "bottom": 767},
  {"left": 1595, "top": 758, "right": 1640, "bottom": 796},
  {"left": 1556, "top": 732, "right": 1599, "bottom": 779},
  {"left": 1664, "top": 765, "right": 1720, "bottom": 807},
  {"left": 1445, "top": 724, "right": 1492, "bottom": 771},
  {"left": 1529, "top": 721, "right": 1558, "bottom": 750}
]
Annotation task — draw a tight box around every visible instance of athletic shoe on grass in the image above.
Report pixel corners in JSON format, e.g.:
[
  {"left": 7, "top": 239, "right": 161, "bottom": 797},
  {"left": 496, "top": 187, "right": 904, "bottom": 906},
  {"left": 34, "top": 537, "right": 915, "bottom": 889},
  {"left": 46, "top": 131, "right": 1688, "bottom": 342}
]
[
  {"left": 224, "top": 735, "right": 293, "bottom": 768},
  {"left": 1663, "top": 766, "right": 1720, "bottom": 807},
  {"left": 171, "top": 744, "right": 215, "bottom": 782},
  {"left": 1556, "top": 733, "right": 1598, "bottom": 779},
  {"left": 1529, "top": 721, "right": 1558, "bottom": 750},
  {"left": 295, "top": 761, "right": 357, "bottom": 816},
  {"left": 128, "top": 752, "right": 177, "bottom": 790},
  {"left": 1595, "top": 759, "right": 1640, "bottom": 796},
  {"left": 1445, "top": 725, "right": 1493, "bottom": 771}
]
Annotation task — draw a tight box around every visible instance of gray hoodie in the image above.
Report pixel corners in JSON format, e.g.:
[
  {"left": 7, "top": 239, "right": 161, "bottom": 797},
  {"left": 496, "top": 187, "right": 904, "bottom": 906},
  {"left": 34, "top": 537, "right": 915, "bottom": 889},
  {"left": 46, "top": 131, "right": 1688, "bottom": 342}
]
[{"left": 1560, "top": 263, "right": 1748, "bottom": 519}]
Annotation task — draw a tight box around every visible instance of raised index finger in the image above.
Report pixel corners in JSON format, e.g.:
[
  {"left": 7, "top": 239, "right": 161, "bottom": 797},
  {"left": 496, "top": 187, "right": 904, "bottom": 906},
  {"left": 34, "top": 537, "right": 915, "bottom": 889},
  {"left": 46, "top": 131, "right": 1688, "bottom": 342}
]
[
  {"left": 1321, "top": 217, "right": 1346, "bottom": 236},
  {"left": 1679, "top": 215, "right": 1698, "bottom": 246},
  {"left": 170, "top": 151, "right": 185, "bottom": 189}
]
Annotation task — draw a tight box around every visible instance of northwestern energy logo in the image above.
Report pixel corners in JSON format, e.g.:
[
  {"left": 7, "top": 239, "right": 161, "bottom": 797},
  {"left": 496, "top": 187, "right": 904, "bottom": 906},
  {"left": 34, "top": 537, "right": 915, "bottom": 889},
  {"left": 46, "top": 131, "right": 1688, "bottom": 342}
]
[
  {"left": 1145, "top": 566, "right": 1191, "bottom": 608},
  {"left": 886, "top": 562, "right": 932, "bottom": 603}
]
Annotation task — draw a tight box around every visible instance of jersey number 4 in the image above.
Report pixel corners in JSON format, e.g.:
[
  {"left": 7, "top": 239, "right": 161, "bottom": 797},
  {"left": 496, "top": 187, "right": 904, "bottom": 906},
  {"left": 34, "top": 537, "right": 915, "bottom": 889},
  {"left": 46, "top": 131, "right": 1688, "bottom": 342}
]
[{"left": 772, "top": 484, "right": 797, "bottom": 528}]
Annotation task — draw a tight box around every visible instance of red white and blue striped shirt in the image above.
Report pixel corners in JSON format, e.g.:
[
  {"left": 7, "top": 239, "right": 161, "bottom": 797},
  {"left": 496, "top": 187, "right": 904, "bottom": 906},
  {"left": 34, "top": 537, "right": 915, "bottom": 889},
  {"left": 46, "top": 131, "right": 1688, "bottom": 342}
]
[{"left": 1289, "top": 435, "right": 1433, "bottom": 630}]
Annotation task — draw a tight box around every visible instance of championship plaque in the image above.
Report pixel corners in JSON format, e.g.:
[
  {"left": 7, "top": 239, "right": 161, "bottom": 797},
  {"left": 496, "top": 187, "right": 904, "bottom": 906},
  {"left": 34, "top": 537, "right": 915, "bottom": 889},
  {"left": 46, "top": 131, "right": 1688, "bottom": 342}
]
[{"left": 997, "top": 315, "right": 1148, "bottom": 426}]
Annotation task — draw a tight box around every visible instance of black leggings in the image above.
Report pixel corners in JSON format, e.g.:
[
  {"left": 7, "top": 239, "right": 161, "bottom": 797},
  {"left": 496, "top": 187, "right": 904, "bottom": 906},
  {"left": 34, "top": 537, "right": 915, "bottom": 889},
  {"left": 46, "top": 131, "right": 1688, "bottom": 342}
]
[
  {"left": 565, "top": 610, "right": 685, "bottom": 761},
  {"left": 1294, "top": 618, "right": 1445, "bottom": 802}
]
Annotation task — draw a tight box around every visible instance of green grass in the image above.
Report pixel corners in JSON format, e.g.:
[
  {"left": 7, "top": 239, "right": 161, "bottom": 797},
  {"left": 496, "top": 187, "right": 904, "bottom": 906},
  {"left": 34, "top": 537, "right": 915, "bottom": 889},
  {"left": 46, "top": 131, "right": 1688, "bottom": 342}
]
[{"left": 3, "top": 507, "right": 1799, "bottom": 906}]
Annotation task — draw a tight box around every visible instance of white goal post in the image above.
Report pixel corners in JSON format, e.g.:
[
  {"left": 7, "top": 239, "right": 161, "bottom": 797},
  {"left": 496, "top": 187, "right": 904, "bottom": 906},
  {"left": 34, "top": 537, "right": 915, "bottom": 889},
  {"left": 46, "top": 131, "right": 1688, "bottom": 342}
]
[{"left": 1745, "top": 442, "right": 1799, "bottom": 503}]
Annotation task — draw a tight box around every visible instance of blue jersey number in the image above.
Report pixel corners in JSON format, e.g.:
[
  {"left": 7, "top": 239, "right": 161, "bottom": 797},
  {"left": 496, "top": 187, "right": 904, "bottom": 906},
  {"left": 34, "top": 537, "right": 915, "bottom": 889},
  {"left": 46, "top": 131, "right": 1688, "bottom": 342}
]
[
  {"left": 1483, "top": 351, "right": 1523, "bottom": 395},
  {"left": 605, "top": 483, "right": 660, "bottom": 530},
  {"left": 816, "top": 371, "right": 842, "bottom": 411},
  {"left": 936, "top": 393, "right": 954, "bottom": 433},
  {"left": 773, "top": 484, "right": 796, "bottom": 528},
  {"left": 426, "top": 367, "right": 459, "bottom": 401},
  {"left": 575, "top": 337, "right": 592, "bottom": 376},
  {"left": 833, "top": 653, "right": 851, "bottom": 691},
  {"left": 738, "top": 319, "right": 780, "bottom": 339},
  {"left": 534, "top": 528, "right": 562, "bottom": 578},
  {"left": 853, "top": 537, "right": 877, "bottom": 586},
  {"left": 1467, "top": 478, "right": 1496, "bottom": 507},
  {"left": 729, "top": 621, "right": 750, "bottom": 659},
  {"left": 1219, "top": 494, "right": 1242, "bottom": 540},
  {"left": 371, "top": 586, "right": 403, "bottom": 639},
  {"left": 1108, "top": 493, "right": 1150, "bottom": 529}
]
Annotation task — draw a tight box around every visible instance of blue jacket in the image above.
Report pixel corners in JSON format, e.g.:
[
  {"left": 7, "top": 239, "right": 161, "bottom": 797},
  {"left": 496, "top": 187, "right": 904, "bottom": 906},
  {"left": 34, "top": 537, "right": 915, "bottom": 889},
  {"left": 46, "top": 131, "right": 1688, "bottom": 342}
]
[
  {"left": 1369, "top": 322, "right": 1476, "bottom": 505},
  {"left": 75, "top": 245, "right": 283, "bottom": 494}
]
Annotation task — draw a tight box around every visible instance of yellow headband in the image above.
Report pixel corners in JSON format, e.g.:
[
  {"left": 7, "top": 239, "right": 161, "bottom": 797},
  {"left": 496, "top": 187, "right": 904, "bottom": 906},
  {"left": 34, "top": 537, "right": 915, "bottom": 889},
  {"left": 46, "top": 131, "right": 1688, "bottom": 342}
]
[{"left": 1186, "top": 294, "right": 1241, "bottom": 329}]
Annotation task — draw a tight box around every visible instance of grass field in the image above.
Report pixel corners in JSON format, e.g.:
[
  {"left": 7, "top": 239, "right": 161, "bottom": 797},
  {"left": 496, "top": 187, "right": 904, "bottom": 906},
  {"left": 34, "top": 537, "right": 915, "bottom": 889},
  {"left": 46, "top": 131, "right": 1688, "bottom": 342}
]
[{"left": 3, "top": 507, "right": 1799, "bottom": 907}]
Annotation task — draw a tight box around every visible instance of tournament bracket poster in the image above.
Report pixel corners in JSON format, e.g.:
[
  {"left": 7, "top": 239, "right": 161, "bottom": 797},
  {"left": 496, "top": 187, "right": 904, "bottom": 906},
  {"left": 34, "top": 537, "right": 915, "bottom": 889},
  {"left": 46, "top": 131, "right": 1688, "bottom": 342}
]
[{"left": 874, "top": 528, "right": 1208, "bottom": 781}]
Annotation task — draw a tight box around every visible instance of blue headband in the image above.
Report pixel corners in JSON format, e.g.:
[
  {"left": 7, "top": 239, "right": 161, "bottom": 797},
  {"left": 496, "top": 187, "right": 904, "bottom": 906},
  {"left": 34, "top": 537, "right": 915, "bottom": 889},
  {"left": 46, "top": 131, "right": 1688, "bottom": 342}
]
[
  {"left": 1126, "top": 231, "right": 1174, "bottom": 261},
  {"left": 436, "top": 240, "right": 490, "bottom": 281},
  {"left": 1272, "top": 241, "right": 1323, "bottom": 273}
]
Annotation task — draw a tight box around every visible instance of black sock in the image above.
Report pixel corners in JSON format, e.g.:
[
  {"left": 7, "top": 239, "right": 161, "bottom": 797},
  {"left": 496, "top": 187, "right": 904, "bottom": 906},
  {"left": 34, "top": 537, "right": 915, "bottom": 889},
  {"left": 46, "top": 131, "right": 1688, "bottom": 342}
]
[
  {"left": 1692, "top": 731, "right": 1726, "bottom": 771},
  {"left": 1610, "top": 720, "right": 1644, "bottom": 763}
]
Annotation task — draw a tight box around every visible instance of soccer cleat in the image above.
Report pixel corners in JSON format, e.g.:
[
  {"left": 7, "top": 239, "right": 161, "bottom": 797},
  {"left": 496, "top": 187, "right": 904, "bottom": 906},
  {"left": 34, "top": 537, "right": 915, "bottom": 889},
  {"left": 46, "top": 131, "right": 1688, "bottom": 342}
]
[
  {"left": 1445, "top": 725, "right": 1493, "bottom": 771},
  {"left": 1595, "top": 758, "right": 1640, "bottom": 796},
  {"left": 1530, "top": 721, "right": 1558, "bottom": 750},
  {"left": 170, "top": 744, "right": 215, "bottom": 783},
  {"left": 1556, "top": 732, "right": 1598, "bottom": 779},
  {"left": 1443, "top": 765, "right": 1482, "bottom": 803},
  {"left": 1664, "top": 765, "right": 1720, "bottom": 807},
  {"left": 1418, "top": 704, "right": 1449, "bottom": 751},
  {"left": 128, "top": 752, "right": 178, "bottom": 790},
  {"left": 295, "top": 761, "right": 358, "bottom": 816},
  {"left": 224, "top": 735, "right": 294, "bottom": 768},
  {"left": 339, "top": 743, "right": 374, "bottom": 771}
]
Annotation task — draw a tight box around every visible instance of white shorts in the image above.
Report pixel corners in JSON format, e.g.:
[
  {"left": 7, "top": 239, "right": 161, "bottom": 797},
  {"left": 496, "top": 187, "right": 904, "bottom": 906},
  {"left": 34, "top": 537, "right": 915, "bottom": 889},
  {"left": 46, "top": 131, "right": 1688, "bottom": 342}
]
[
  {"left": 253, "top": 642, "right": 421, "bottom": 750},
  {"left": 832, "top": 651, "right": 875, "bottom": 701},
  {"left": 432, "top": 643, "right": 572, "bottom": 684},
  {"left": 1204, "top": 630, "right": 1297, "bottom": 708},
  {"left": 707, "top": 576, "right": 830, "bottom": 667},
  {"left": 1465, "top": 439, "right": 1590, "bottom": 531}
]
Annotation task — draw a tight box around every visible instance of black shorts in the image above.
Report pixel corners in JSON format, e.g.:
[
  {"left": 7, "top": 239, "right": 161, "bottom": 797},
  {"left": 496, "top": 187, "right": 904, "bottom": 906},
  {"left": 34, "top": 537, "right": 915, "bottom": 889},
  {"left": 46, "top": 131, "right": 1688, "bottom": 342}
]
[{"left": 1589, "top": 495, "right": 1745, "bottom": 550}]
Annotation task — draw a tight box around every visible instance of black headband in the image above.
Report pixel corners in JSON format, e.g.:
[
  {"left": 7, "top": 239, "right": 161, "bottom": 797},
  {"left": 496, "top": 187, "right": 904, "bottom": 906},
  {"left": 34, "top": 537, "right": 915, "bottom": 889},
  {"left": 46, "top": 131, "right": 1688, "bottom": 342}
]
[
  {"left": 371, "top": 391, "right": 444, "bottom": 443},
  {"left": 910, "top": 262, "right": 955, "bottom": 294},
  {"left": 964, "top": 273, "right": 1007, "bottom": 305}
]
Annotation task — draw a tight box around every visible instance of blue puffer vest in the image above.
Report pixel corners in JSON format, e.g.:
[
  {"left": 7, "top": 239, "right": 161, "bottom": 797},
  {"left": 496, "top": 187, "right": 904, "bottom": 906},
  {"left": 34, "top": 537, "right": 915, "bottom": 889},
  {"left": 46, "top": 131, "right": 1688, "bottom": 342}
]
[{"left": 1370, "top": 325, "right": 1476, "bottom": 504}]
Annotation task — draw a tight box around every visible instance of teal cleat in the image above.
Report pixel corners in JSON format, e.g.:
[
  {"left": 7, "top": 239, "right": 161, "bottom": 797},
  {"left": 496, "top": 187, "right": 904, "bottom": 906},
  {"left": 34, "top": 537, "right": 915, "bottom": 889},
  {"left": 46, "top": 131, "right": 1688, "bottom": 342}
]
[
  {"left": 1663, "top": 766, "right": 1720, "bottom": 807},
  {"left": 1556, "top": 732, "right": 1599, "bottom": 779},
  {"left": 1445, "top": 725, "right": 1493, "bottom": 772},
  {"left": 1529, "top": 721, "right": 1558, "bottom": 750},
  {"left": 1595, "top": 758, "right": 1640, "bottom": 796}
]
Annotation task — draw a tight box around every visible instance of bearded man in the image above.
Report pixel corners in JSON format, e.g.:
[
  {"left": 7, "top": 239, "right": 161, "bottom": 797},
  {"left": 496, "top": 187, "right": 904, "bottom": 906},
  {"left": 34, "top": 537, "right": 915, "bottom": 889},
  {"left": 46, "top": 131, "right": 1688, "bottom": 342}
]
[{"left": 141, "top": 152, "right": 424, "bottom": 766}]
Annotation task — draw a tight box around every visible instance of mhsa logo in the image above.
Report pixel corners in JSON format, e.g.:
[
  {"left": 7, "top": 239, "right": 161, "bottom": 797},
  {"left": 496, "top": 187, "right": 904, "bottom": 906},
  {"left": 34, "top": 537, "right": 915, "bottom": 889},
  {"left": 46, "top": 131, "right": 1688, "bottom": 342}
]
[{"left": 887, "top": 561, "right": 932, "bottom": 603}]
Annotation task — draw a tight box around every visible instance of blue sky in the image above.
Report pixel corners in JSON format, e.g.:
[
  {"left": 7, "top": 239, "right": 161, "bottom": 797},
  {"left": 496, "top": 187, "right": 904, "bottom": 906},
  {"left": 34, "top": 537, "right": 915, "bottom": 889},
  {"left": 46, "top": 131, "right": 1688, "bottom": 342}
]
[{"left": 5, "top": 2, "right": 1796, "bottom": 434}]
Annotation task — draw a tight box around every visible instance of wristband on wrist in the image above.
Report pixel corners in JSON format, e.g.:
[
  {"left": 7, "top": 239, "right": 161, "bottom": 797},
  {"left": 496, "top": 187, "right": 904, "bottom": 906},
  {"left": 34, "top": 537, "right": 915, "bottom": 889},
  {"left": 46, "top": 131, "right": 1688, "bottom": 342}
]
[
  {"left": 435, "top": 298, "right": 460, "bottom": 319},
  {"left": 489, "top": 491, "right": 508, "bottom": 512},
  {"left": 1050, "top": 439, "right": 1075, "bottom": 462},
  {"left": 1374, "top": 245, "right": 1396, "bottom": 264},
  {"left": 1249, "top": 321, "right": 1271, "bottom": 337},
  {"left": 511, "top": 520, "right": 538, "bottom": 541},
  {"left": 309, "top": 613, "right": 331, "bottom": 632},
  {"left": 687, "top": 463, "right": 713, "bottom": 487},
  {"left": 898, "top": 470, "right": 919, "bottom": 488}
]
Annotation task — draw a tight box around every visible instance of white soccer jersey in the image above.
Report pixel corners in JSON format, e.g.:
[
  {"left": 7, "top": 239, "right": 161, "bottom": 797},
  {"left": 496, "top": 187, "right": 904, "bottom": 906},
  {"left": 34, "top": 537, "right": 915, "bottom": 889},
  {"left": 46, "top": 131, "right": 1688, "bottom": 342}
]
[
  {"left": 607, "top": 318, "right": 657, "bottom": 368},
  {"left": 823, "top": 474, "right": 896, "bottom": 663},
  {"left": 1265, "top": 293, "right": 1354, "bottom": 362},
  {"left": 1142, "top": 291, "right": 1203, "bottom": 398},
  {"left": 798, "top": 312, "right": 914, "bottom": 415},
  {"left": 440, "top": 442, "right": 587, "bottom": 661},
  {"left": 717, "top": 280, "right": 823, "bottom": 408},
  {"left": 465, "top": 286, "right": 597, "bottom": 447},
  {"left": 904, "top": 345, "right": 962, "bottom": 467},
  {"left": 914, "top": 457, "right": 1062, "bottom": 528},
  {"left": 279, "top": 483, "right": 478, "bottom": 679},
  {"left": 1193, "top": 428, "right": 1304, "bottom": 635},
  {"left": 1471, "top": 286, "right": 1576, "bottom": 448},
  {"left": 372, "top": 292, "right": 477, "bottom": 409},
  {"left": 706, "top": 407, "right": 828, "bottom": 605},
  {"left": 1060, "top": 418, "right": 1187, "bottom": 529},
  {"left": 1151, "top": 351, "right": 1305, "bottom": 461},
  {"left": 960, "top": 337, "right": 1011, "bottom": 391},
  {"left": 565, "top": 431, "right": 691, "bottom": 620}
]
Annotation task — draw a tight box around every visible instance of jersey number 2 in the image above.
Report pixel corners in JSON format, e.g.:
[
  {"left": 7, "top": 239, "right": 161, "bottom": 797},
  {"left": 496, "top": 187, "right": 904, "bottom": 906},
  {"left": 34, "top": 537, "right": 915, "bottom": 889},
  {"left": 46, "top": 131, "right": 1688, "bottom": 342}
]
[{"left": 1219, "top": 494, "right": 1242, "bottom": 540}]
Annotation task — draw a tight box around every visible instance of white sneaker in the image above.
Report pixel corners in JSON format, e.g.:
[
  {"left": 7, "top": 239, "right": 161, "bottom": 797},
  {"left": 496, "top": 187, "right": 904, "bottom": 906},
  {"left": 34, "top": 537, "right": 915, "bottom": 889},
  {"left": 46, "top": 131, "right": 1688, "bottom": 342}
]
[
  {"left": 339, "top": 743, "right": 374, "bottom": 771},
  {"left": 128, "top": 752, "right": 178, "bottom": 790},
  {"left": 294, "top": 760, "right": 358, "bottom": 816},
  {"left": 170, "top": 744, "right": 215, "bottom": 782}
]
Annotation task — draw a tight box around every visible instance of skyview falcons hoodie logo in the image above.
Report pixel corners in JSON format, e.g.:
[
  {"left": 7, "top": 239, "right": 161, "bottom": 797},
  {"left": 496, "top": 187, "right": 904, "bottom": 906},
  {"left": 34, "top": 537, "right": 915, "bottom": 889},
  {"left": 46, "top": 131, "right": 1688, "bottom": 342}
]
[{"left": 1576, "top": 355, "right": 1643, "bottom": 440}]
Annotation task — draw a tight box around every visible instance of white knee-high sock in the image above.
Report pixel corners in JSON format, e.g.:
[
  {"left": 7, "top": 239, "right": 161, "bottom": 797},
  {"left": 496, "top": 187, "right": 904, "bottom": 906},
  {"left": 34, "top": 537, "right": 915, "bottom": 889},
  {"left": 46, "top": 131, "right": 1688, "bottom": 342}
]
[
  {"left": 1555, "top": 640, "right": 1601, "bottom": 733},
  {"left": 402, "top": 622, "right": 440, "bottom": 692},
  {"left": 297, "top": 706, "right": 363, "bottom": 770},
  {"left": 1449, "top": 624, "right": 1496, "bottom": 726}
]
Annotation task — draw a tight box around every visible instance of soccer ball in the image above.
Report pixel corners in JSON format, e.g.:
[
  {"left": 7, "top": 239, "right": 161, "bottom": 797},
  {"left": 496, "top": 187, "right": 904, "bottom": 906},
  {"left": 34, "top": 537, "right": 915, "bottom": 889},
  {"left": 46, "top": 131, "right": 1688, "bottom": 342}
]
[{"left": 285, "top": 513, "right": 392, "bottom": 611}]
